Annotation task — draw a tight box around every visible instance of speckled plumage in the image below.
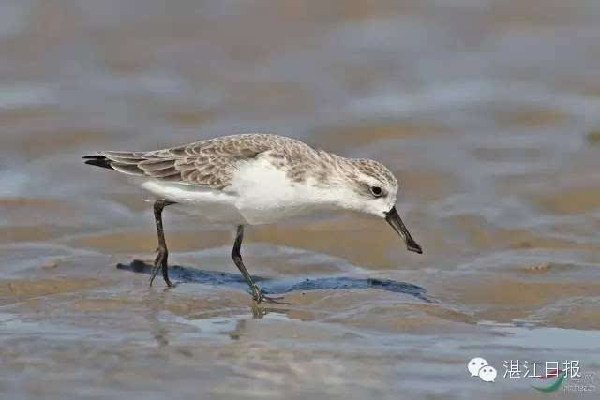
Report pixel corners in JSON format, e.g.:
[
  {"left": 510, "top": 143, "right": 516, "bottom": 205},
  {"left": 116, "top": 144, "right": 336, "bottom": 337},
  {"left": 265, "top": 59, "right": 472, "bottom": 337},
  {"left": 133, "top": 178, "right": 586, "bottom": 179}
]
[{"left": 87, "top": 133, "right": 397, "bottom": 194}]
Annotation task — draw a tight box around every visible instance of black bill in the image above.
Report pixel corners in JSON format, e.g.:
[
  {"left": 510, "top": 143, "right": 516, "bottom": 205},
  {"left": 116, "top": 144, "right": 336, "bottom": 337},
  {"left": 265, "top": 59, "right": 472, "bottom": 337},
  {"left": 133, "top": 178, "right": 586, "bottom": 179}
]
[{"left": 385, "top": 206, "right": 423, "bottom": 254}]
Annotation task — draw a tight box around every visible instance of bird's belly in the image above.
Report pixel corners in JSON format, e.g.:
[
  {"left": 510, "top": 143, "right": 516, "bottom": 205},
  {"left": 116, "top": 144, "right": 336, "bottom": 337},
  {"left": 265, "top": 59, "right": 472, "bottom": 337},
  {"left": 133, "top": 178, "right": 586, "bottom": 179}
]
[
  {"left": 235, "top": 201, "right": 315, "bottom": 224},
  {"left": 168, "top": 202, "right": 245, "bottom": 224},
  {"left": 229, "top": 156, "right": 338, "bottom": 225},
  {"left": 233, "top": 181, "right": 337, "bottom": 225},
  {"left": 140, "top": 180, "right": 246, "bottom": 224}
]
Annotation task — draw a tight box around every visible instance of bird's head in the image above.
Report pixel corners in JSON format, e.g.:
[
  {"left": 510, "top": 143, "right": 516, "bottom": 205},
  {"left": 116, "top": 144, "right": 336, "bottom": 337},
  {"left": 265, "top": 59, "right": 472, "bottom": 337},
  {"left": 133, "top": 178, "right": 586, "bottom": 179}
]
[{"left": 330, "top": 158, "right": 423, "bottom": 254}]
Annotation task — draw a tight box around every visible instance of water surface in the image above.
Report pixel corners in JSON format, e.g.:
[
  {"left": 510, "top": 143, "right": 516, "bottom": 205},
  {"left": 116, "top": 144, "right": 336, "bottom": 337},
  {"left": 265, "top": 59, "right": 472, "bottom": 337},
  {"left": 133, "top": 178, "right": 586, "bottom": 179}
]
[{"left": 0, "top": 1, "right": 599, "bottom": 399}]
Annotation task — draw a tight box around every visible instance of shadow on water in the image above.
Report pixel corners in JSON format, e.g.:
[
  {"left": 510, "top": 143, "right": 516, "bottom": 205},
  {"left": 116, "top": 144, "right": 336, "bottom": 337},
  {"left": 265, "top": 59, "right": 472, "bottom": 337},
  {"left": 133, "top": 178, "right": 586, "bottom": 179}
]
[{"left": 117, "top": 259, "right": 434, "bottom": 303}]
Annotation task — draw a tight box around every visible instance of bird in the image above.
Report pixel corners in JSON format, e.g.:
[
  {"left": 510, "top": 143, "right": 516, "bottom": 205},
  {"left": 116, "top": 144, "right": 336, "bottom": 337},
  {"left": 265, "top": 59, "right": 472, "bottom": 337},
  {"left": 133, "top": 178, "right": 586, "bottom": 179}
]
[{"left": 83, "top": 133, "right": 423, "bottom": 303}]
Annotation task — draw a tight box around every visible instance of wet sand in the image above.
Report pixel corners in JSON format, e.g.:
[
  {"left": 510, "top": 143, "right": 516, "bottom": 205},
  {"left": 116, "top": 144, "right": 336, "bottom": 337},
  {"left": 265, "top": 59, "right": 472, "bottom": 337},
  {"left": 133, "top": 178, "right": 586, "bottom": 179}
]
[{"left": 1, "top": 1, "right": 599, "bottom": 399}]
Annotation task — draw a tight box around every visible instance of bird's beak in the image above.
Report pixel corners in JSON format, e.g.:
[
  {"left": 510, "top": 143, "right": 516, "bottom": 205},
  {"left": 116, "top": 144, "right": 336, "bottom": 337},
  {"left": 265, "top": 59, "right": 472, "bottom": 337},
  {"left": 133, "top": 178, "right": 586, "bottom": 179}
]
[{"left": 385, "top": 206, "right": 423, "bottom": 254}]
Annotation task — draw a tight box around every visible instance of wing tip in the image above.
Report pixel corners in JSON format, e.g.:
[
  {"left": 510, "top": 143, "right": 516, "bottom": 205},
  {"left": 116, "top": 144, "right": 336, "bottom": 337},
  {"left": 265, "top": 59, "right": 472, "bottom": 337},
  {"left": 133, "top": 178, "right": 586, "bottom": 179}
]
[{"left": 83, "top": 155, "right": 113, "bottom": 170}]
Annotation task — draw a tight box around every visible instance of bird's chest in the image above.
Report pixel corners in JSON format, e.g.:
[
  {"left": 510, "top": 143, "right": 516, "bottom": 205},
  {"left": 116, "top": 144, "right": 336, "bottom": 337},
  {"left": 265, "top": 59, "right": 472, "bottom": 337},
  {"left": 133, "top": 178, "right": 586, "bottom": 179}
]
[{"left": 229, "top": 158, "right": 332, "bottom": 224}]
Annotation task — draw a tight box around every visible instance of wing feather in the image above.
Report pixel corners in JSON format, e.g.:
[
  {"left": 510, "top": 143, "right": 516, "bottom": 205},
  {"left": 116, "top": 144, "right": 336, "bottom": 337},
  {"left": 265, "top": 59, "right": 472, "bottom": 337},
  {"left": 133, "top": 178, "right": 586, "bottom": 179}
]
[
  {"left": 138, "top": 159, "right": 176, "bottom": 172},
  {"left": 111, "top": 163, "right": 144, "bottom": 175},
  {"left": 91, "top": 134, "right": 317, "bottom": 189},
  {"left": 96, "top": 134, "right": 305, "bottom": 188}
]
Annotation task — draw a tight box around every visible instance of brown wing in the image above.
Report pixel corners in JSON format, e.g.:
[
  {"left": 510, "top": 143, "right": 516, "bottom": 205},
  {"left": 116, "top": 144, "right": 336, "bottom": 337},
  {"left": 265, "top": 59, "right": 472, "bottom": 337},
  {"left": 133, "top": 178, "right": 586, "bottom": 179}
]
[{"left": 96, "top": 134, "right": 307, "bottom": 189}]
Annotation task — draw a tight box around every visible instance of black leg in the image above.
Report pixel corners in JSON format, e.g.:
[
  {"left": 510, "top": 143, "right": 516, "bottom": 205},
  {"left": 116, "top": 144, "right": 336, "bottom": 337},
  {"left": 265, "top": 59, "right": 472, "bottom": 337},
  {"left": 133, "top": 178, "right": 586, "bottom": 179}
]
[
  {"left": 231, "top": 225, "right": 282, "bottom": 303},
  {"left": 150, "top": 199, "right": 175, "bottom": 288}
]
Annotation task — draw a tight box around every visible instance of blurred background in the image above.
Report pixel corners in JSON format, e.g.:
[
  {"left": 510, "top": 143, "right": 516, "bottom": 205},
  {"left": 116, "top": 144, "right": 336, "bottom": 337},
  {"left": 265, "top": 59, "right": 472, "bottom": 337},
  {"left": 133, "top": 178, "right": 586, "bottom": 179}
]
[{"left": 0, "top": 1, "right": 598, "bottom": 399}]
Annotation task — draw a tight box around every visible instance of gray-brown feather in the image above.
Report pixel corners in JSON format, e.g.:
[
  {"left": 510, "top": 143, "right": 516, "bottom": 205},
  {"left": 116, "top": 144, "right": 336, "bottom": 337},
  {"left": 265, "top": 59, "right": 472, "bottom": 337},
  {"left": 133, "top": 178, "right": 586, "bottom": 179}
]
[
  {"left": 93, "top": 134, "right": 324, "bottom": 189},
  {"left": 86, "top": 133, "right": 397, "bottom": 192}
]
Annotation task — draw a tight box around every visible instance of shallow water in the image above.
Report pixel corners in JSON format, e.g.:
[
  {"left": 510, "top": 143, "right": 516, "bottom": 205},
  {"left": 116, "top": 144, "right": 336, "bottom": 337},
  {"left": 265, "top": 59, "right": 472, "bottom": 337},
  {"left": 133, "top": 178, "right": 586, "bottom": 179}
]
[{"left": 0, "top": 1, "right": 599, "bottom": 399}]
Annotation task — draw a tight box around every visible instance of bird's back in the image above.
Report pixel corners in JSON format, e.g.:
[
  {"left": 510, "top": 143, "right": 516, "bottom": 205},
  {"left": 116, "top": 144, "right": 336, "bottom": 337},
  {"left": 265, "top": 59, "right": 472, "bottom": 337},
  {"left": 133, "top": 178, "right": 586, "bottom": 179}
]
[{"left": 84, "top": 133, "right": 319, "bottom": 188}]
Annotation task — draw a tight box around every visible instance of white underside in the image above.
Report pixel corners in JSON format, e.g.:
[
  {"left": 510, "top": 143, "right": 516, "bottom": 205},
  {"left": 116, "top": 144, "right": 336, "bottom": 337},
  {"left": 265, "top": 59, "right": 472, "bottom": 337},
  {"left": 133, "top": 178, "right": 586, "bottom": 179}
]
[{"left": 139, "top": 155, "right": 344, "bottom": 225}]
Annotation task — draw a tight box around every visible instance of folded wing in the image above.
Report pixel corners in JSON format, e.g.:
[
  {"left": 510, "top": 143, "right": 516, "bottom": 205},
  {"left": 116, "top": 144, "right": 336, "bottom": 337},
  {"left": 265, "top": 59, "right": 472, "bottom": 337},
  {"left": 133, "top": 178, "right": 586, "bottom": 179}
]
[{"left": 83, "top": 134, "right": 299, "bottom": 189}]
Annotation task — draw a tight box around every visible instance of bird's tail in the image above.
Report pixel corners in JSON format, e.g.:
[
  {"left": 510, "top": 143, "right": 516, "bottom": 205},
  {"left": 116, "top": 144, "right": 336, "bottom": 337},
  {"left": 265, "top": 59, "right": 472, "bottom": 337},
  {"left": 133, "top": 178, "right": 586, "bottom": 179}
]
[{"left": 82, "top": 155, "right": 113, "bottom": 170}]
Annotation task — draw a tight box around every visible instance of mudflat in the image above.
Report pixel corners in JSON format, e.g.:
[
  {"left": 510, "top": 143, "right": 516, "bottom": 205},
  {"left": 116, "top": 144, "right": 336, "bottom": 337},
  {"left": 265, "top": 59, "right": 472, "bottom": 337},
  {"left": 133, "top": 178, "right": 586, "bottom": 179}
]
[{"left": 0, "top": 1, "right": 598, "bottom": 399}]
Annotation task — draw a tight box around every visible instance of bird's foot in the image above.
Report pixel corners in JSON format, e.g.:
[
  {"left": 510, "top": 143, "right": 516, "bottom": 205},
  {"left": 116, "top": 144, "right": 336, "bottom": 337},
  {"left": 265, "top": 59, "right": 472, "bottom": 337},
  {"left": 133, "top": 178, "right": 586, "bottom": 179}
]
[{"left": 250, "top": 285, "right": 284, "bottom": 304}]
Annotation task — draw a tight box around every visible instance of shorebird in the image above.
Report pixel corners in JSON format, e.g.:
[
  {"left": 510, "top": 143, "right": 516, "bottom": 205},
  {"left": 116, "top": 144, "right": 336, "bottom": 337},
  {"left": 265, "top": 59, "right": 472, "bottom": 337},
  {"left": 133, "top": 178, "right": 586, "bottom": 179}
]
[{"left": 83, "top": 133, "right": 423, "bottom": 302}]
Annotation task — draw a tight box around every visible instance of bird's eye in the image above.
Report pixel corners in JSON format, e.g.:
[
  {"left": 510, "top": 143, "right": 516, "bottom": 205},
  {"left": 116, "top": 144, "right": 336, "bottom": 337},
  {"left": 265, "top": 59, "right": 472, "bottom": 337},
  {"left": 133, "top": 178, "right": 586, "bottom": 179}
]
[{"left": 370, "top": 186, "right": 383, "bottom": 197}]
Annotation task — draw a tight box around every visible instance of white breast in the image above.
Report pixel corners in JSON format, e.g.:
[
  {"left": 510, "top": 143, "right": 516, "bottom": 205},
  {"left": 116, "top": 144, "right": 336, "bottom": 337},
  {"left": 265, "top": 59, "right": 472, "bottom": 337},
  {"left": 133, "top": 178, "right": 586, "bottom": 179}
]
[
  {"left": 229, "top": 155, "right": 341, "bottom": 225},
  {"left": 138, "top": 155, "right": 342, "bottom": 225}
]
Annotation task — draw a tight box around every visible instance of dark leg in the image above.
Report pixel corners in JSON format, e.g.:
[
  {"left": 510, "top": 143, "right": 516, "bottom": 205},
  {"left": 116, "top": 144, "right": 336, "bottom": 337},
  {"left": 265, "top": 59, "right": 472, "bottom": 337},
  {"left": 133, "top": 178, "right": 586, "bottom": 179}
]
[
  {"left": 232, "top": 225, "right": 282, "bottom": 303},
  {"left": 150, "top": 199, "right": 175, "bottom": 287}
]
